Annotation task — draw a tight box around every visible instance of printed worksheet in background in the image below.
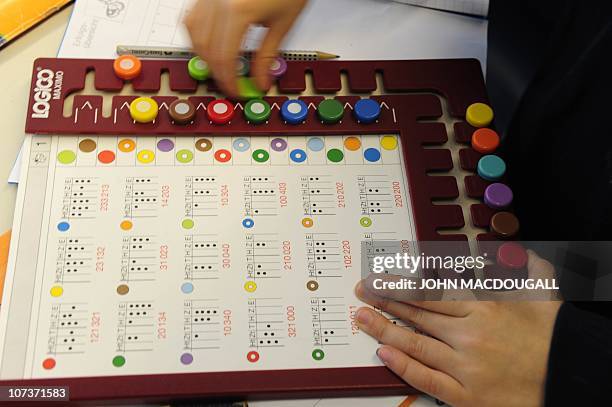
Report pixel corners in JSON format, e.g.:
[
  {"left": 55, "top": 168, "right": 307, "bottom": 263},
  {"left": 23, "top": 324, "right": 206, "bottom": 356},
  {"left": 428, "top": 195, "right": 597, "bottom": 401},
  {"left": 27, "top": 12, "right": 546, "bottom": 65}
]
[{"left": 392, "top": 0, "right": 489, "bottom": 17}]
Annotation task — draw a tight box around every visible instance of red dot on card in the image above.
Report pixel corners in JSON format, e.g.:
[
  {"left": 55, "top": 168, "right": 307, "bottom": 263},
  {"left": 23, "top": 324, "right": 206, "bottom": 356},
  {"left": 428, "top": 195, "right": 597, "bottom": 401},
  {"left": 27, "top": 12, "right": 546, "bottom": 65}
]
[
  {"left": 98, "top": 150, "right": 116, "bottom": 164},
  {"left": 43, "top": 358, "right": 56, "bottom": 370},
  {"left": 214, "top": 149, "right": 232, "bottom": 163},
  {"left": 247, "top": 351, "right": 260, "bottom": 363}
]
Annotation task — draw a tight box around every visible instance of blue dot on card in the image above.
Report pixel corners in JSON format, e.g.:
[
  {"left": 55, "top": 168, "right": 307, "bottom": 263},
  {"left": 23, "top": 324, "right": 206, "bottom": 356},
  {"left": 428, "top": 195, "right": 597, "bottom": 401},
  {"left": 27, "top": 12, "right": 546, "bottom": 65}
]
[
  {"left": 242, "top": 218, "right": 254, "bottom": 228},
  {"left": 364, "top": 148, "right": 381, "bottom": 162},
  {"left": 307, "top": 137, "right": 324, "bottom": 152},
  {"left": 290, "top": 149, "right": 307, "bottom": 163},
  {"left": 233, "top": 138, "right": 250, "bottom": 152},
  {"left": 181, "top": 282, "right": 194, "bottom": 294},
  {"left": 57, "top": 222, "right": 70, "bottom": 232}
]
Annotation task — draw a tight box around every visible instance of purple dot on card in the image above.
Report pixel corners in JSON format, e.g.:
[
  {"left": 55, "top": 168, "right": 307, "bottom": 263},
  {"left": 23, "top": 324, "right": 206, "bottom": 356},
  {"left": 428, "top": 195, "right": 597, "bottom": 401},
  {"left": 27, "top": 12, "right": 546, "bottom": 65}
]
[
  {"left": 270, "top": 138, "right": 287, "bottom": 152},
  {"left": 157, "top": 139, "right": 175, "bottom": 152},
  {"left": 180, "top": 353, "right": 193, "bottom": 365},
  {"left": 484, "top": 183, "right": 513, "bottom": 209}
]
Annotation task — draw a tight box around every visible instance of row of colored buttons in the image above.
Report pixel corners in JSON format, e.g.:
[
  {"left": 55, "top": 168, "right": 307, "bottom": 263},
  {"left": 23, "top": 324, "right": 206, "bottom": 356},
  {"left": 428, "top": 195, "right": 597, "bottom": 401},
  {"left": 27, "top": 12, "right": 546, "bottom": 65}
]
[{"left": 129, "top": 97, "right": 383, "bottom": 125}]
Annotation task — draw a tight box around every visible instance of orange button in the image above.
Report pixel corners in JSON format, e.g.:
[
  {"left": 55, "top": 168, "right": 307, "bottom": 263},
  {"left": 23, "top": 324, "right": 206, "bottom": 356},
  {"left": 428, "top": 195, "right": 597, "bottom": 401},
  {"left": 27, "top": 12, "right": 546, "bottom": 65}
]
[
  {"left": 472, "top": 128, "right": 500, "bottom": 154},
  {"left": 113, "top": 55, "right": 142, "bottom": 80}
]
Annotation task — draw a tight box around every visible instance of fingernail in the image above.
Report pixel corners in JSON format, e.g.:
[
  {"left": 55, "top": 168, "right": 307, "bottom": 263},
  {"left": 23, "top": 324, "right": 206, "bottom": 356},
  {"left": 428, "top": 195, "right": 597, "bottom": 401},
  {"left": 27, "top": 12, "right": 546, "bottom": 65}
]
[
  {"left": 376, "top": 347, "right": 391, "bottom": 364},
  {"left": 356, "top": 308, "right": 372, "bottom": 325}
]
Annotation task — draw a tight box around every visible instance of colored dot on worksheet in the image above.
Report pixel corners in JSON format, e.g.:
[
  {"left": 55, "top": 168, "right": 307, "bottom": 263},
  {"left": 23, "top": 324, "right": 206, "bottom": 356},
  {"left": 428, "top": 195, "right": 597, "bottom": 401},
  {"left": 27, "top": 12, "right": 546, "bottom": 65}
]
[
  {"left": 214, "top": 149, "right": 232, "bottom": 163},
  {"left": 302, "top": 218, "right": 314, "bottom": 228},
  {"left": 112, "top": 355, "right": 126, "bottom": 367},
  {"left": 97, "top": 150, "right": 116, "bottom": 164},
  {"left": 137, "top": 149, "right": 155, "bottom": 164},
  {"left": 156, "top": 139, "right": 174, "bottom": 152},
  {"left": 380, "top": 135, "right": 398, "bottom": 150},
  {"left": 42, "top": 358, "right": 56, "bottom": 370},
  {"left": 247, "top": 351, "right": 260, "bottom": 363},
  {"left": 233, "top": 138, "right": 250, "bottom": 152},
  {"left": 244, "top": 281, "right": 257, "bottom": 293},
  {"left": 116, "top": 284, "right": 129, "bottom": 295},
  {"left": 57, "top": 222, "right": 70, "bottom": 232},
  {"left": 78, "top": 138, "right": 97, "bottom": 153},
  {"left": 252, "top": 149, "right": 269, "bottom": 163},
  {"left": 195, "top": 138, "right": 213, "bottom": 152},
  {"left": 307, "top": 137, "right": 324, "bottom": 152},
  {"left": 344, "top": 136, "right": 361, "bottom": 151},
  {"left": 176, "top": 149, "right": 194, "bottom": 163},
  {"left": 242, "top": 218, "right": 254, "bottom": 229},
  {"left": 290, "top": 149, "right": 307, "bottom": 163},
  {"left": 270, "top": 138, "right": 287, "bottom": 152},
  {"left": 180, "top": 353, "right": 194, "bottom": 365},
  {"left": 307, "top": 280, "right": 319, "bottom": 291},
  {"left": 360, "top": 217, "right": 372, "bottom": 227},
  {"left": 364, "top": 148, "right": 381, "bottom": 162},
  {"left": 118, "top": 139, "right": 136, "bottom": 152},
  {"left": 57, "top": 150, "right": 76, "bottom": 164},
  {"left": 182, "top": 219, "right": 194, "bottom": 230},
  {"left": 327, "top": 148, "right": 344, "bottom": 163},
  {"left": 312, "top": 349, "right": 325, "bottom": 361},
  {"left": 120, "top": 220, "right": 133, "bottom": 231},
  {"left": 50, "top": 286, "right": 63, "bottom": 297},
  {"left": 181, "top": 282, "right": 194, "bottom": 294}
]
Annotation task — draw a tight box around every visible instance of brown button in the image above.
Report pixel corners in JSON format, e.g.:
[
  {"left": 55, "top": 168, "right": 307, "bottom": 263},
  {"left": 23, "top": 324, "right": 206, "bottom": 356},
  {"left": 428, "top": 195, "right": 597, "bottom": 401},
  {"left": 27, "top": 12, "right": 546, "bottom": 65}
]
[
  {"left": 490, "top": 211, "right": 520, "bottom": 238},
  {"left": 169, "top": 99, "right": 196, "bottom": 124}
]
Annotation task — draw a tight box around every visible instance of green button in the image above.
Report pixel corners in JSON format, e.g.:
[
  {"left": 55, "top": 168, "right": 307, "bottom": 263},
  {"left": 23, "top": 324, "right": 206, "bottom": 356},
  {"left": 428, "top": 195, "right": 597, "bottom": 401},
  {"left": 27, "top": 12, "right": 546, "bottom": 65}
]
[
  {"left": 238, "top": 77, "right": 264, "bottom": 100},
  {"left": 317, "top": 99, "right": 344, "bottom": 124},
  {"left": 245, "top": 99, "right": 271, "bottom": 124},
  {"left": 188, "top": 57, "right": 210, "bottom": 81}
]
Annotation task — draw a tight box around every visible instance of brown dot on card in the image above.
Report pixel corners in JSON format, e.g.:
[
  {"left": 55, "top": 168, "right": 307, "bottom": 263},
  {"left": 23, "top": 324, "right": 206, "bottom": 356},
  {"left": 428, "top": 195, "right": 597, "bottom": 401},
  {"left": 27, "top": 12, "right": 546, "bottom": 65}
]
[
  {"left": 117, "top": 284, "right": 129, "bottom": 295},
  {"left": 490, "top": 211, "right": 520, "bottom": 238},
  {"left": 169, "top": 99, "right": 196, "bottom": 125},
  {"left": 195, "top": 138, "right": 213, "bottom": 152},
  {"left": 307, "top": 280, "right": 319, "bottom": 291},
  {"left": 79, "top": 139, "right": 97, "bottom": 153}
]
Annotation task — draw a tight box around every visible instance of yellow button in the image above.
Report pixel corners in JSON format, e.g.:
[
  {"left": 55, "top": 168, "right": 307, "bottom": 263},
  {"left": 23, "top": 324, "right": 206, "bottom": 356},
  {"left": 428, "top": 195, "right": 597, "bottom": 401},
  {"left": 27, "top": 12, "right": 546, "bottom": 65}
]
[
  {"left": 466, "top": 102, "right": 494, "bottom": 128},
  {"left": 130, "top": 97, "right": 159, "bottom": 123}
]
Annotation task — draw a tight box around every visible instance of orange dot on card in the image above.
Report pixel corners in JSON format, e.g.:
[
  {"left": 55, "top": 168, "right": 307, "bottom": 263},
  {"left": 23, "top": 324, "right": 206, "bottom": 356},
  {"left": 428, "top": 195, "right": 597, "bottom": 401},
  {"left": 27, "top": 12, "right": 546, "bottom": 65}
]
[
  {"left": 118, "top": 139, "right": 136, "bottom": 152},
  {"left": 344, "top": 136, "right": 361, "bottom": 151},
  {"left": 98, "top": 150, "right": 116, "bottom": 164},
  {"left": 42, "top": 358, "right": 56, "bottom": 370},
  {"left": 302, "top": 218, "right": 314, "bottom": 228},
  {"left": 472, "top": 128, "right": 500, "bottom": 154},
  {"left": 120, "top": 220, "right": 133, "bottom": 230}
]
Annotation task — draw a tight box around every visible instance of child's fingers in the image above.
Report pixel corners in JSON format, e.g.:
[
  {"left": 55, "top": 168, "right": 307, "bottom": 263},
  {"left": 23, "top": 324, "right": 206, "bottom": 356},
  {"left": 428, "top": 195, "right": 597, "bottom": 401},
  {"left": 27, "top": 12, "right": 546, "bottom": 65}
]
[
  {"left": 251, "top": 24, "right": 290, "bottom": 91},
  {"left": 376, "top": 345, "right": 465, "bottom": 405},
  {"left": 208, "top": 17, "right": 249, "bottom": 98},
  {"left": 356, "top": 308, "right": 461, "bottom": 376}
]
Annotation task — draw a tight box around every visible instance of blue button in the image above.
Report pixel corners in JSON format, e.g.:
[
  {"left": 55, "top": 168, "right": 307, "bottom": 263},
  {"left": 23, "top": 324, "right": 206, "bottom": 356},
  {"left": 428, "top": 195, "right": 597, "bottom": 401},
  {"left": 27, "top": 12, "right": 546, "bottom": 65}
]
[
  {"left": 354, "top": 99, "right": 381, "bottom": 124},
  {"left": 281, "top": 100, "right": 308, "bottom": 124},
  {"left": 477, "top": 155, "right": 506, "bottom": 181}
]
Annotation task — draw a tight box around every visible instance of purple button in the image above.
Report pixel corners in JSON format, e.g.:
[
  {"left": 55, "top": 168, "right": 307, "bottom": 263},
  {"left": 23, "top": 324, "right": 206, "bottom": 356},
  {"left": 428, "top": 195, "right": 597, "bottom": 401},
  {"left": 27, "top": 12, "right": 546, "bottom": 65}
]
[
  {"left": 270, "top": 57, "right": 288, "bottom": 78},
  {"left": 484, "top": 183, "right": 513, "bottom": 209}
]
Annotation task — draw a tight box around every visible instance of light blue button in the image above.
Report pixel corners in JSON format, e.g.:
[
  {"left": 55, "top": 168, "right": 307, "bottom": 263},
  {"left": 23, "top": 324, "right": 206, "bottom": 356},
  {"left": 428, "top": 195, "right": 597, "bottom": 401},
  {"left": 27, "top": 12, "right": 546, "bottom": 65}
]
[{"left": 477, "top": 155, "right": 506, "bottom": 181}]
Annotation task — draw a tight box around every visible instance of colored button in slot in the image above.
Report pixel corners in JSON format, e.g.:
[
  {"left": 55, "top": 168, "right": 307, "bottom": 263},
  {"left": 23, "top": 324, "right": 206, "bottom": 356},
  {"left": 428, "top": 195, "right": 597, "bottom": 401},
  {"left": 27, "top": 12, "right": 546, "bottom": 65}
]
[
  {"left": 236, "top": 56, "right": 250, "bottom": 76},
  {"left": 130, "top": 97, "right": 158, "bottom": 123},
  {"left": 472, "top": 128, "right": 500, "bottom": 154},
  {"left": 269, "top": 56, "right": 288, "bottom": 78},
  {"left": 317, "top": 99, "right": 344, "bottom": 124},
  {"left": 354, "top": 99, "right": 381, "bottom": 124},
  {"left": 466, "top": 102, "right": 494, "bottom": 128},
  {"left": 238, "top": 77, "right": 264, "bottom": 100},
  {"left": 207, "top": 100, "right": 235, "bottom": 124},
  {"left": 484, "top": 183, "right": 513, "bottom": 210},
  {"left": 497, "top": 242, "right": 528, "bottom": 270},
  {"left": 244, "top": 99, "right": 271, "bottom": 124},
  {"left": 113, "top": 55, "right": 142, "bottom": 80},
  {"left": 169, "top": 99, "right": 196, "bottom": 124},
  {"left": 281, "top": 99, "right": 308, "bottom": 124},
  {"left": 477, "top": 155, "right": 506, "bottom": 181},
  {"left": 188, "top": 56, "right": 210, "bottom": 81},
  {"left": 490, "top": 211, "right": 520, "bottom": 239}
]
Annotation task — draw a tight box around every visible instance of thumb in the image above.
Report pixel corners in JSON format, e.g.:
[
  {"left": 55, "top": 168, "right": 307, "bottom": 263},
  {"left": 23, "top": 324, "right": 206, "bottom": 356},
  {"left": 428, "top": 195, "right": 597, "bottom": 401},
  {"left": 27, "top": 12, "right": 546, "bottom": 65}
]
[
  {"left": 526, "top": 249, "right": 562, "bottom": 300},
  {"left": 251, "top": 24, "right": 289, "bottom": 91}
]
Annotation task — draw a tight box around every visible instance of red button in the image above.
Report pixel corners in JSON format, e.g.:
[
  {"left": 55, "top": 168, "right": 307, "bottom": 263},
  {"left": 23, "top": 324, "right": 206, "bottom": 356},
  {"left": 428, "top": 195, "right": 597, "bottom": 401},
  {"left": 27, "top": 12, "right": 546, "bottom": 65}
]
[
  {"left": 496, "top": 242, "right": 528, "bottom": 270},
  {"left": 207, "top": 100, "right": 235, "bottom": 124}
]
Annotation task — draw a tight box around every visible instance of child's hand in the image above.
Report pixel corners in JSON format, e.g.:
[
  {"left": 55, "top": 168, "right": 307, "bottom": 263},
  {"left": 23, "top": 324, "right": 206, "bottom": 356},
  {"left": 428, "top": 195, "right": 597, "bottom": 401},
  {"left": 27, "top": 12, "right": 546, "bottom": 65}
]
[
  {"left": 355, "top": 251, "right": 562, "bottom": 407},
  {"left": 185, "top": 0, "right": 308, "bottom": 98}
]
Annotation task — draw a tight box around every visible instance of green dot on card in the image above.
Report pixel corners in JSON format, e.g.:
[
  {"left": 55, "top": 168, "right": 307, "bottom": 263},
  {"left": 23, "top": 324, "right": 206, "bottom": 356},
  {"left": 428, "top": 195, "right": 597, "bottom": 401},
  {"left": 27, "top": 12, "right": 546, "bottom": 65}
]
[
  {"left": 327, "top": 148, "right": 344, "bottom": 162},
  {"left": 182, "top": 219, "right": 194, "bottom": 229},
  {"left": 57, "top": 150, "right": 76, "bottom": 164},
  {"left": 176, "top": 149, "right": 194, "bottom": 163},
  {"left": 252, "top": 149, "right": 269, "bottom": 163},
  {"left": 112, "top": 355, "right": 125, "bottom": 367}
]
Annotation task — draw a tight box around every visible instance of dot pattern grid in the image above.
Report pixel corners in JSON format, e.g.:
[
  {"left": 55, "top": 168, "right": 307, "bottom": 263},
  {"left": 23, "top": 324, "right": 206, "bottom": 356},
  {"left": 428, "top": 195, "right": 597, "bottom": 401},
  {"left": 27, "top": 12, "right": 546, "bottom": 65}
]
[{"left": 56, "top": 135, "right": 400, "bottom": 167}]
